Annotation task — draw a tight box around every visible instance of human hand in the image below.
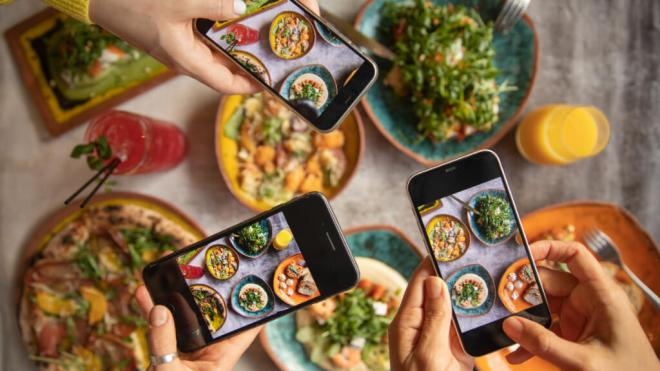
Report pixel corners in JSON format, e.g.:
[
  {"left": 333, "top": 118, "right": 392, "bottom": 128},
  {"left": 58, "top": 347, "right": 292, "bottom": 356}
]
[
  {"left": 388, "top": 257, "right": 473, "bottom": 371},
  {"left": 135, "top": 285, "right": 260, "bottom": 370},
  {"left": 503, "top": 240, "right": 658, "bottom": 371},
  {"left": 89, "top": 0, "right": 320, "bottom": 94}
]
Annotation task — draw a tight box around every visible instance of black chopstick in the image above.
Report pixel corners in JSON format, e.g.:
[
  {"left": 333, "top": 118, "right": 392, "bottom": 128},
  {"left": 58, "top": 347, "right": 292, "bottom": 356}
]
[{"left": 64, "top": 158, "right": 121, "bottom": 208}]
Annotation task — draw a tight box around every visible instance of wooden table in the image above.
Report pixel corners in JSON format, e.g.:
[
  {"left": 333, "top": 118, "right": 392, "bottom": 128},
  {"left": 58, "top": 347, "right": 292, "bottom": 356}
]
[{"left": 0, "top": 0, "right": 658, "bottom": 369}]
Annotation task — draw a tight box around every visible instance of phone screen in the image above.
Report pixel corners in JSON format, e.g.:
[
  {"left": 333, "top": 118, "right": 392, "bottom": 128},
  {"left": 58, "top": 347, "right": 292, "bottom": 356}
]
[
  {"left": 178, "top": 210, "right": 319, "bottom": 339},
  {"left": 143, "top": 193, "right": 358, "bottom": 352},
  {"left": 197, "top": 0, "right": 374, "bottom": 129},
  {"left": 409, "top": 151, "right": 550, "bottom": 355}
]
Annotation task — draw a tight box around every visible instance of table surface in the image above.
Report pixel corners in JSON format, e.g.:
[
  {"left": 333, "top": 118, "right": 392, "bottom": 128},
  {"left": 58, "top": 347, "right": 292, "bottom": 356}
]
[{"left": 1, "top": 0, "right": 658, "bottom": 370}]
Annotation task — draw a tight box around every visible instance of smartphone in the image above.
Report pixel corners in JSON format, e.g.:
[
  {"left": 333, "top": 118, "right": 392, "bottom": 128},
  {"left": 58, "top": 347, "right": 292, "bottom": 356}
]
[
  {"left": 194, "top": 0, "right": 378, "bottom": 132},
  {"left": 407, "top": 150, "right": 551, "bottom": 356},
  {"left": 143, "top": 193, "right": 359, "bottom": 352}
]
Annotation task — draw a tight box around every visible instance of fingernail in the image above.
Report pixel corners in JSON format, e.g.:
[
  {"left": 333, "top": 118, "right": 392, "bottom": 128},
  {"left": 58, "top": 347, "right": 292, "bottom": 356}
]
[
  {"left": 234, "top": 0, "right": 246, "bottom": 15},
  {"left": 424, "top": 277, "right": 443, "bottom": 299},
  {"left": 503, "top": 317, "right": 523, "bottom": 338},
  {"left": 150, "top": 305, "right": 168, "bottom": 327}
]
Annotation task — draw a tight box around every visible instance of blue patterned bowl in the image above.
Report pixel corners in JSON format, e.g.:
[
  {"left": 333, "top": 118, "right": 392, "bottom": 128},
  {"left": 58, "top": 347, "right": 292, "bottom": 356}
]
[
  {"left": 231, "top": 274, "right": 275, "bottom": 318},
  {"left": 279, "top": 64, "right": 338, "bottom": 113},
  {"left": 229, "top": 219, "right": 273, "bottom": 258},
  {"left": 467, "top": 189, "right": 516, "bottom": 246},
  {"left": 446, "top": 264, "right": 495, "bottom": 316},
  {"left": 259, "top": 225, "right": 422, "bottom": 370},
  {"left": 314, "top": 20, "right": 343, "bottom": 46},
  {"left": 355, "top": 0, "right": 538, "bottom": 165}
]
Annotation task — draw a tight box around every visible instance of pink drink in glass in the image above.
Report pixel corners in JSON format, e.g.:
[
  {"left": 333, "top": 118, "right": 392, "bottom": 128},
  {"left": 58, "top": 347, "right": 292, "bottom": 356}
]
[{"left": 84, "top": 110, "right": 187, "bottom": 175}]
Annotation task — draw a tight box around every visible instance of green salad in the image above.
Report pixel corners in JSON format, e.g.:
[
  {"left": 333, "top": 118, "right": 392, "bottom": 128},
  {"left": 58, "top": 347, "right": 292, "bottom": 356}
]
[
  {"left": 381, "top": 0, "right": 514, "bottom": 142},
  {"left": 474, "top": 194, "right": 514, "bottom": 240},
  {"left": 234, "top": 222, "right": 269, "bottom": 254}
]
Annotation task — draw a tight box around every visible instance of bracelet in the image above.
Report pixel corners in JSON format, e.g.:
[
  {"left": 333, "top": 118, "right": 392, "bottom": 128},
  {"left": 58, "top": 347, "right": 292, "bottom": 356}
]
[{"left": 44, "top": 0, "right": 92, "bottom": 23}]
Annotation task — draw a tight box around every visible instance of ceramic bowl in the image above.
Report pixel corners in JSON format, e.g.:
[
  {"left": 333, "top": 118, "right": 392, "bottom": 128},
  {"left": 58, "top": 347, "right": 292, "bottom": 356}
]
[
  {"left": 229, "top": 219, "right": 273, "bottom": 258},
  {"left": 446, "top": 264, "right": 496, "bottom": 316},
  {"left": 278, "top": 64, "right": 338, "bottom": 113},
  {"left": 230, "top": 274, "right": 275, "bottom": 318},
  {"left": 215, "top": 95, "right": 364, "bottom": 212},
  {"left": 467, "top": 189, "right": 517, "bottom": 246},
  {"left": 259, "top": 225, "right": 422, "bottom": 370},
  {"left": 355, "top": 0, "right": 538, "bottom": 165}
]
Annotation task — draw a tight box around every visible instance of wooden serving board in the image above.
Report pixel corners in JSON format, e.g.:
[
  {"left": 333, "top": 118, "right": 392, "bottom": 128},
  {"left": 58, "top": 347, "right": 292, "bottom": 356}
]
[
  {"left": 4, "top": 9, "right": 177, "bottom": 136},
  {"left": 476, "top": 201, "right": 659, "bottom": 371}
]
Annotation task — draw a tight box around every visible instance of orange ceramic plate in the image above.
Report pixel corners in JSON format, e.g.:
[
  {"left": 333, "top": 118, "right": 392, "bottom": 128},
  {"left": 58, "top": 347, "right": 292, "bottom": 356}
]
[
  {"left": 272, "top": 253, "right": 319, "bottom": 306},
  {"left": 497, "top": 258, "right": 535, "bottom": 314},
  {"left": 476, "top": 201, "right": 659, "bottom": 370}
]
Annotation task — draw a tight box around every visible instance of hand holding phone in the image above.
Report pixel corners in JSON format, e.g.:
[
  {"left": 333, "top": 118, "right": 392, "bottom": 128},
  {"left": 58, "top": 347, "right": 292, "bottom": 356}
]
[
  {"left": 407, "top": 150, "right": 552, "bottom": 356},
  {"left": 143, "top": 193, "right": 358, "bottom": 352},
  {"left": 194, "top": 0, "right": 378, "bottom": 132}
]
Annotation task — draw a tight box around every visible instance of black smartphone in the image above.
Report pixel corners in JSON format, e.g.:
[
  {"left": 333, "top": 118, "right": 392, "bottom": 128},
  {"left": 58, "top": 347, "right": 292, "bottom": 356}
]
[
  {"left": 194, "top": 0, "right": 378, "bottom": 132},
  {"left": 407, "top": 150, "right": 551, "bottom": 356},
  {"left": 143, "top": 192, "right": 359, "bottom": 352}
]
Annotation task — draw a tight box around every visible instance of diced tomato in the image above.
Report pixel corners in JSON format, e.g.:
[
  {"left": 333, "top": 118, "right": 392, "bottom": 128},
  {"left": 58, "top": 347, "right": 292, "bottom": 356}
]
[
  {"left": 179, "top": 264, "right": 204, "bottom": 279},
  {"left": 370, "top": 284, "right": 386, "bottom": 300},
  {"left": 225, "top": 24, "right": 259, "bottom": 45},
  {"left": 88, "top": 60, "right": 103, "bottom": 77}
]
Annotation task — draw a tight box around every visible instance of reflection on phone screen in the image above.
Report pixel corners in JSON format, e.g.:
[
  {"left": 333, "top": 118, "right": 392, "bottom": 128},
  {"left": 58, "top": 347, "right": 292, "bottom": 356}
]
[
  {"left": 416, "top": 178, "right": 542, "bottom": 333},
  {"left": 176, "top": 211, "right": 320, "bottom": 338},
  {"left": 204, "top": 0, "right": 366, "bottom": 119}
]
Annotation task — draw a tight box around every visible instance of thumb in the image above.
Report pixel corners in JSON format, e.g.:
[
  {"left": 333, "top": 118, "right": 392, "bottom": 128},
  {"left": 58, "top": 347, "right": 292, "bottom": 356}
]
[
  {"left": 147, "top": 305, "right": 183, "bottom": 370},
  {"left": 503, "top": 316, "right": 582, "bottom": 369},
  {"left": 417, "top": 277, "right": 453, "bottom": 352},
  {"left": 185, "top": 0, "right": 248, "bottom": 19}
]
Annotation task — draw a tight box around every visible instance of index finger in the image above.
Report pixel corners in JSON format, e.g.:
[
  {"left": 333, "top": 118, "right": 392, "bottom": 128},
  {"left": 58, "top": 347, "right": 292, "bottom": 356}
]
[
  {"left": 530, "top": 240, "right": 604, "bottom": 283},
  {"left": 398, "top": 256, "right": 436, "bottom": 310}
]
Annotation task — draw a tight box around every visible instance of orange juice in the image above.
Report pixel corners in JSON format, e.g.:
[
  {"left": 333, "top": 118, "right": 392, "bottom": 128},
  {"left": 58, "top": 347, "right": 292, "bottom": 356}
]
[{"left": 516, "top": 105, "right": 610, "bottom": 165}]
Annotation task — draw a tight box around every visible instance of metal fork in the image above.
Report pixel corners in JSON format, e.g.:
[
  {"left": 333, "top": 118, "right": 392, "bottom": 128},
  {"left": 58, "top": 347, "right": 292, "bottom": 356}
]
[
  {"left": 584, "top": 229, "right": 660, "bottom": 310},
  {"left": 495, "top": 0, "right": 531, "bottom": 32}
]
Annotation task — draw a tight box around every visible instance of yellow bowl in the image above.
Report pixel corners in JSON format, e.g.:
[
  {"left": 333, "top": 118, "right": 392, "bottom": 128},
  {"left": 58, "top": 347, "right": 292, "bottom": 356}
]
[
  {"left": 269, "top": 11, "right": 316, "bottom": 60},
  {"left": 215, "top": 95, "right": 365, "bottom": 212}
]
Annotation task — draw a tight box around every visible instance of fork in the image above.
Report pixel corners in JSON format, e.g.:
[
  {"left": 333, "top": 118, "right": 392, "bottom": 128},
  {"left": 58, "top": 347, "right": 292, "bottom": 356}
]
[
  {"left": 495, "top": 0, "right": 531, "bottom": 32},
  {"left": 584, "top": 229, "right": 660, "bottom": 310}
]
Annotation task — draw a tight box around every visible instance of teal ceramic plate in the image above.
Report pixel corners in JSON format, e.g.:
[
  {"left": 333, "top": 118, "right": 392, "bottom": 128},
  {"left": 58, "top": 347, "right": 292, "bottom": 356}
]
[
  {"left": 231, "top": 274, "right": 275, "bottom": 318},
  {"left": 314, "top": 21, "right": 343, "bottom": 46},
  {"left": 446, "top": 264, "right": 495, "bottom": 316},
  {"left": 279, "top": 64, "right": 338, "bottom": 113},
  {"left": 259, "top": 226, "right": 421, "bottom": 370},
  {"left": 355, "top": 0, "right": 538, "bottom": 165},
  {"left": 467, "top": 189, "right": 516, "bottom": 246},
  {"left": 229, "top": 219, "right": 272, "bottom": 258}
]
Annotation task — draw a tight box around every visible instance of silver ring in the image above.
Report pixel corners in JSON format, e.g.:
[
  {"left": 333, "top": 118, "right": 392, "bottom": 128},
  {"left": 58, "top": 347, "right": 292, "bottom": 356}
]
[{"left": 150, "top": 352, "right": 178, "bottom": 366}]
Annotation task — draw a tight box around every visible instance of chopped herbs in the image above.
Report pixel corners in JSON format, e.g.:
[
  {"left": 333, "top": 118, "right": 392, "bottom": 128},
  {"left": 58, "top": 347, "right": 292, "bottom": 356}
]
[
  {"left": 121, "top": 228, "right": 176, "bottom": 271},
  {"left": 293, "top": 82, "right": 322, "bottom": 103},
  {"left": 474, "top": 194, "right": 514, "bottom": 240},
  {"left": 380, "top": 1, "right": 514, "bottom": 141},
  {"left": 71, "top": 135, "right": 113, "bottom": 171},
  {"left": 234, "top": 222, "right": 269, "bottom": 254},
  {"left": 74, "top": 244, "right": 102, "bottom": 280},
  {"left": 321, "top": 289, "right": 391, "bottom": 346}
]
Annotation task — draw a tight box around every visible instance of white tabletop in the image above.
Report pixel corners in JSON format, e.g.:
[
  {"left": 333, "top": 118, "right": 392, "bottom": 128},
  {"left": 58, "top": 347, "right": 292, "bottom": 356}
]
[{"left": 1, "top": 0, "right": 658, "bottom": 370}]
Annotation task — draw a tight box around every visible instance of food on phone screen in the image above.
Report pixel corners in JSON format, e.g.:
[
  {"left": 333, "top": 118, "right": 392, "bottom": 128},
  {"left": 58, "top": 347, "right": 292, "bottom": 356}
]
[
  {"left": 19, "top": 202, "right": 199, "bottom": 369},
  {"left": 270, "top": 12, "right": 315, "bottom": 59},
  {"left": 205, "top": 245, "right": 239, "bottom": 280},
  {"left": 452, "top": 273, "right": 488, "bottom": 309},
  {"left": 230, "top": 51, "right": 272, "bottom": 85},
  {"left": 180, "top": 264, "right": 205, "bottom": 279},
  {"left": 274, "top": 254, "right": 320, "bottom": 305},
  {"left": 273, "top": 228, "right": 293, "bottom": 250},
  {"left": 295, "top": 257, "right": 405, "bottom": 370},
  {"left": 469, "top": 191, "right": 515, "bottom": 244},
  {"left": 280, "top": 65, "right": 338, "bottom": 113},
  {"left": 498, "top": 258, "right": 539, "bottom": 313},
  {"left": 225, "top": 94, "right": 349, "bottom": 207},
  {"left": 191, "top": 285, "right": 227, "bottom": 332},
  {"left": 231, "top": 275, "right": 275, "bottom": 317},
  {"left": 230, "top": 220, "right": 272, "bottom": 257},
  {"left": 221, "top": 24, "right": 259, "bottom": 46},
  {"left": 446, "top": 265, "right": 495, "bottom": 316},
  {"left": 380, "top": 2, "right": 512, "bottom": 141},
  {"left": 426, "top": 215, "right": 469, "bottom": 262},
  {"left": 314, "top": 21, "right": 343, "bottom": 46}
]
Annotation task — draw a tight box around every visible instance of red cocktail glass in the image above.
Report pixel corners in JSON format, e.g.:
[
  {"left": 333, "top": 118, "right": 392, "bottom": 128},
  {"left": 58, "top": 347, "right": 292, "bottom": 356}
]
[{"left": 84, "top": 110, "right": 187, "bottom": 175}]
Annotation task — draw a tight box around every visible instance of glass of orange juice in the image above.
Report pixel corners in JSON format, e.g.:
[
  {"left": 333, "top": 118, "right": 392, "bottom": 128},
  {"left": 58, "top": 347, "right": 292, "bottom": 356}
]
[{"left": 515, "top": 105, "right": 610, "bottom": 165}]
